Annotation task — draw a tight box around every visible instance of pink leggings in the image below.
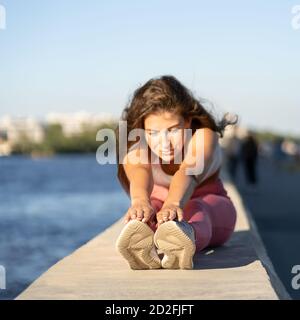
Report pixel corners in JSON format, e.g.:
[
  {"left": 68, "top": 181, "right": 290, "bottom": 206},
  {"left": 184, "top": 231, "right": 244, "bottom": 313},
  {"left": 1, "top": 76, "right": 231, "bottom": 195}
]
[{"left": 147, "top": 178, "right": 237, "bottom": 252}]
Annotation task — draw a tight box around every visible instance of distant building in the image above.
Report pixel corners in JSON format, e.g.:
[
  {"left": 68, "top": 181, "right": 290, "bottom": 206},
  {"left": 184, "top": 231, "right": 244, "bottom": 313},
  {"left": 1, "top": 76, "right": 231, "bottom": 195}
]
[
  {"left": 0, "top": 112, "right": 117, "bottom": 155},
  {"left": 0, "top": 115, "right": 45, "bottom": 146},
  {"left": 45, "top": 111, "right": 117, "bottom": 137}
]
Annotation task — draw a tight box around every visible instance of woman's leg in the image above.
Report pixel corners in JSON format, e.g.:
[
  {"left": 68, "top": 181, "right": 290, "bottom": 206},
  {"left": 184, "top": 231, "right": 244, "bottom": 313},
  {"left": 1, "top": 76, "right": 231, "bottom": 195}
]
[
  {"left": 150, "top": 184, "right": 215, "bottom": 252},
  {"left": 147, "top": 198, "right": 163, "bottom": 233},
  {"left": 182, "top": 199, "right": 213, "bottom": 252},
  {"left": 198, "top": 194, "right": 237, "bottom": 248},
  {"left": 147, "top": 184, "right": 169, "bottom": 232},
  {"left": 148, "top": 183, "right": 237, "bottom": 252},
  {"left": 183, "top": 194, "right": 237, "bottom": 252}
]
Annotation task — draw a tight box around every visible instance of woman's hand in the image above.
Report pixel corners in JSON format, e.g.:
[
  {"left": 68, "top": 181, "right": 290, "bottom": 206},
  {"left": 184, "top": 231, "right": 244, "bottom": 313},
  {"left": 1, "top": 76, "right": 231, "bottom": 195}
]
[
  {"left": 124, "top": 199, "right": 155, "bottom": 224},
  {"left": 156, "top": 202, "right": 184, "bottom": 226}
]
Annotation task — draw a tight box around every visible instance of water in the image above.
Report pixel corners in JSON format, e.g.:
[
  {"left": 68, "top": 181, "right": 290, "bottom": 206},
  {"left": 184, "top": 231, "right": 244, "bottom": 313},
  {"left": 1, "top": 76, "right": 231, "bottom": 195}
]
[{"left": 0, "top": 155, "right": 129, "bottom": 300}]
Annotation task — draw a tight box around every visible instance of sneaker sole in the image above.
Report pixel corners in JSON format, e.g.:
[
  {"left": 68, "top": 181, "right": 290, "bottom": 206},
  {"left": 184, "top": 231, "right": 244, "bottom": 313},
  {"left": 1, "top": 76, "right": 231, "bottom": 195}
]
[
  {"left": 153, "top": 221, "right": 196, "bottom": 269},
  {"left": 116, "top": 220, "right": 161, "bottom": 270}
]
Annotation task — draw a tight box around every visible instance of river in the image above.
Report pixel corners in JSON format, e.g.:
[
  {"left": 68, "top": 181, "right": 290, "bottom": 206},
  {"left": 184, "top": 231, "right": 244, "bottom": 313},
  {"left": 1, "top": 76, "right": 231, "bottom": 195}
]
[{"left": 0, "top": 155, "right": 129, "bottom": 300}]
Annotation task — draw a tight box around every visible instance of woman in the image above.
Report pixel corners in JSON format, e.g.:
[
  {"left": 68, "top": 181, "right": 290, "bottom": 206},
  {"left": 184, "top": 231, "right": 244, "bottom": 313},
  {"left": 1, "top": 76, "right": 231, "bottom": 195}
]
[{"left": 115, "top": 75, "right": 238, "bottom": 270}]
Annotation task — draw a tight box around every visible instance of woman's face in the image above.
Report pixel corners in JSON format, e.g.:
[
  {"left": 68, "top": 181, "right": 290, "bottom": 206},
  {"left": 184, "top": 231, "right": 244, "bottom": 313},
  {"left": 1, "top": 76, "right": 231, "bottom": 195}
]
[{"left": 144, "top": 111, "right": 191, "bottom": 163}]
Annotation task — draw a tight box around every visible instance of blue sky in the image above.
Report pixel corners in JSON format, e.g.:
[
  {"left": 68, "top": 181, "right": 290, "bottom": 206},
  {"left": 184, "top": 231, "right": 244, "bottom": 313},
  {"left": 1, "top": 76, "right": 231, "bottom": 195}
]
[{"left": 0, "top": 0, "right": 299, "bottom": 135}]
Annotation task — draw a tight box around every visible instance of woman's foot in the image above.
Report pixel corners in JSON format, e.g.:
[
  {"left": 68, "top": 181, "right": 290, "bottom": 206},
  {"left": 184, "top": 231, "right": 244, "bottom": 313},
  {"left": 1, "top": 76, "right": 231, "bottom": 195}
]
[
  {"left": 115, "top": 220, "right": 161, "bottom": 270},
  {"left": 153, "top": 221, "right": 196, "bottom": 269}
]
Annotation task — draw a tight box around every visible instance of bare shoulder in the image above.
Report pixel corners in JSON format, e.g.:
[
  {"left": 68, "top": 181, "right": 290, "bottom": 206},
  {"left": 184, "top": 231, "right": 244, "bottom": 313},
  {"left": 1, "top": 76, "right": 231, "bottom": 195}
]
[
  {"left": 189, "top": 127, "right": 219, "bottom": 152},
  {"left": 180, "top": 128, "right": 219, "bottom": 170}
]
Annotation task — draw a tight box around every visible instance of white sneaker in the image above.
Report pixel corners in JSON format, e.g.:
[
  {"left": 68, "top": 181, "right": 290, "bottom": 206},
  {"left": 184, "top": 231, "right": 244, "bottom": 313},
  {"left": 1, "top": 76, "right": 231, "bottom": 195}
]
[
  {"left": 115, "top": 220, "right": 161, "bottom": 270},
  {"left": 153, "top": 221, "right": 196, "bottom": 269}
]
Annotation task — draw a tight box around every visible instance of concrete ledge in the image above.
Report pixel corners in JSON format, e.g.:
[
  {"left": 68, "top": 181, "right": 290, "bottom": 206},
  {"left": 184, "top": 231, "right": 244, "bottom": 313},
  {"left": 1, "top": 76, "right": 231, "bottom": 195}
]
[{"left": 17, "top": 179, "right": 290, "bottom": 300}]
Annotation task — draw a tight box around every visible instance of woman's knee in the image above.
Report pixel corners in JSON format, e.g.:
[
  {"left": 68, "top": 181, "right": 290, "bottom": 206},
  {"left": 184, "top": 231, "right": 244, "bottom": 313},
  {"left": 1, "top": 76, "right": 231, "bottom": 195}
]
[
  {"left": 183, "top": 198, "right": 210, "bottom": 222},
  {"left": 203, "top": 195, "right": 237, "bottom": 230},
  {"left": 187, "top": 195, "right": 237, "bottom": 250}
]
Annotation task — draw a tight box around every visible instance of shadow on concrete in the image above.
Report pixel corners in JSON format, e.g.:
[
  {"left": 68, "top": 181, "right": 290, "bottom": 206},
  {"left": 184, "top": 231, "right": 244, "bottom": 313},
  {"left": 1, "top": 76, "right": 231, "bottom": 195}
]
[{"left": 193, "top": 230, "right": 257, "bottom": 270}]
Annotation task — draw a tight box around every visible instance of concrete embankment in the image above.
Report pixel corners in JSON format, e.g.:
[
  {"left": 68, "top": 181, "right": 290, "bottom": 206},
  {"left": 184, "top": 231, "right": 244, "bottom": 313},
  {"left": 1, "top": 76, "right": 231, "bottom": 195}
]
[{"left": 17, "top": 177, "right": 290, "bottom": 300}]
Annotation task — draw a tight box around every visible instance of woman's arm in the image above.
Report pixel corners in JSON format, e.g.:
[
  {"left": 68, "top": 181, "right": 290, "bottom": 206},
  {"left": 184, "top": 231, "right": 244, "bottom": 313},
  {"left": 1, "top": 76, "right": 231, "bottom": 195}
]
[
  {"left": 158, "top": 128, "right": 219, "bottom": 223},
  {"left": 122, "top": 148, "right": 155, "bottom": 223},
  {"left": 124, "top": 164, "right": 153, "bottom": 204}
]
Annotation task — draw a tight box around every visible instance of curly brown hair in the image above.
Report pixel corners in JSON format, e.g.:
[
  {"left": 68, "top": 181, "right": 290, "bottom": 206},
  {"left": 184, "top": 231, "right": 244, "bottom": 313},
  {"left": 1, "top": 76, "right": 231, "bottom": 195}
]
[{"left": 115, "top": 75, "right": 238, "bottom": 195}]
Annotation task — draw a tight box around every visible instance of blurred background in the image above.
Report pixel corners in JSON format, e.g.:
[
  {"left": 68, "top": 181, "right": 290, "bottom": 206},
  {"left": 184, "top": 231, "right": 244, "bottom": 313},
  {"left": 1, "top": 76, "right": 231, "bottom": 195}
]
[{"left": 0, "top": 0, "right": 299, "bottom": 299}]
